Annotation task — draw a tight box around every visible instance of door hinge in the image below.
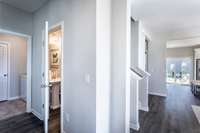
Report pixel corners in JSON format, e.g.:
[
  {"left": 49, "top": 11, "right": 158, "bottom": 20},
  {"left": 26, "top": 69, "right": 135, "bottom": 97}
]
[
  {"left": 43, "top": 104, "right": 44, "bottom": 108},
  {"left": 42, "top": 72, "right": 45, "bottom": 77}
]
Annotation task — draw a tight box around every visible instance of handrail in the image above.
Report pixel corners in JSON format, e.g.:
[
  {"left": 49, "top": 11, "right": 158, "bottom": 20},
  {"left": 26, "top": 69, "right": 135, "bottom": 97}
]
[
  {"left": 135, "top": 67, "right": 151, "bottom": 77},
  {"left": 130, "top": 67, "right": 143, "bottom": 78}
]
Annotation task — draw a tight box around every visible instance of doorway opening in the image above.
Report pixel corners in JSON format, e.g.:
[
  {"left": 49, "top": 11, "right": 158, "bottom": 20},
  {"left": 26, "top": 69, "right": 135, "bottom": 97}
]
[
  {"left": 166, "top": 57, "right": 192, "bottom": 85},
  {"left": 0, "top": 31, "right": 32, "bottom": 120},
  {"left": 47, "top": 23, "right": 63, "bottom": 132}
]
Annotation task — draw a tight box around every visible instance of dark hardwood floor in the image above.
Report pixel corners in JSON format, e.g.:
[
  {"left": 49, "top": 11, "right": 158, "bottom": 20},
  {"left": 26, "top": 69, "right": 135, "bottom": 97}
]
[
  {"left": 131, "top": 84, "right": 200, "bottom": 133},
  {"left": 48, "top": 109, "right": 60, "bottom": 133},
  {"left": 0, "top": 113, "right": 43, "bottom": 133},
  {"left": 0, "top": 109, "right": 60, "bottom": 133},
  {"left": 1, "top": 84, "right": 199, "bottom": 133}
]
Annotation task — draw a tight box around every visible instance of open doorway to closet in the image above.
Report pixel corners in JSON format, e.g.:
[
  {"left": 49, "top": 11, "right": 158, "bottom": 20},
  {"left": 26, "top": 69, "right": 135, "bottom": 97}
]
[
  {"left": 48, "top": 24, "right": 63, "bottom": 132},
  {"left": 41, "top": 22, "right": 64, "bottom": 133}
]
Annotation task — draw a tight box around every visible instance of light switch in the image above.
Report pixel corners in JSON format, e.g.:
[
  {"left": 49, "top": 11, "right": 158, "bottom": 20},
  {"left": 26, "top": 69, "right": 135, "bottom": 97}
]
[
  {"left": 85, "top": 74, "right": 91, "bottom": 84},
  {"left": 65, "top": 113, "right": 70, "bottom": 123}
]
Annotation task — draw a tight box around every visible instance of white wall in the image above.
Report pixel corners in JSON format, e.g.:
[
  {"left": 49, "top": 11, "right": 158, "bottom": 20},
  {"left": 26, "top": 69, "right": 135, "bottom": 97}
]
[
  {"left": 138, "top": 24, "right": 146, "bottom": 70},
  {"left": 130, "top": 21, "right": 139, "bottom": 129},
  {"left": 96, "top": 0, "right": 111, "bottom": 132},
  {"left": 0, "top": 2, "right": 33, "bottom": 35},
  {"left": 137, "top": 24, "right": 148, "bottom": 111},
  {"left": 0, "top": 34, "right": 27, "bottom": 98},
  {"left": 32, "top": 0, "right": 96, "bottom": 132},
  {"left": 131, "top": 21, "right": 139, "bottom": 67},
  {"left": 110, "top": 0, "right": 131, "bottom": 132},
  {"left": 130, "top": 76, "right": 139, "bottom": 130},
  {"left": 139, "top": 78, "right": 148, "bottom": 110},
  {"left": 130, "top": 22, "right": 168, "bottom": 97},
  {"left": 131, "top": 21, "right": 149, "bottom": 113},
  {"left": 131, "top": 21, "right": 146, "bottom": 70}
]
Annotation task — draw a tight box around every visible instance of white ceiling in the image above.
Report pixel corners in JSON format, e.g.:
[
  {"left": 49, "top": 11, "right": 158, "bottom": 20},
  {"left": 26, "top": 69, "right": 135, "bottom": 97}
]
[
  {"left": 0, "top": 0, "right": 48, "bottom": 13},
  {"left": 1, "top": 0, "right": 200, "bottom": 40},
  {"left": 132, "top": 0, "right": 200, "bottom": 40}
]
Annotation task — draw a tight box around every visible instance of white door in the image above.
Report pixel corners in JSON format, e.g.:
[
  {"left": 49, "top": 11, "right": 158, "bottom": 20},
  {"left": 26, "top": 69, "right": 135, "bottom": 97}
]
[
  {"left": 41, "top": 21, "right": 49, "bottom": 133},
  {"left": 0, "top": 44, "right": 8, "bottom": 101}
]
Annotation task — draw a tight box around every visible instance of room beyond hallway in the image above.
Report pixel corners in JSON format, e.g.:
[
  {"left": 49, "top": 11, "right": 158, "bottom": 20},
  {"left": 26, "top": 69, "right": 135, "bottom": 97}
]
[
  {"left": 131, "top": 84, "right": 200, "bottom": 133},
  {"left": 0, "top": 99, "right": 26, "bottom": 120},
  {"left": 166, "top": 58, "right": 192, "bottom": 85},
  {"left": 0, "top": 33, "right": 29, "bottom": 121}
]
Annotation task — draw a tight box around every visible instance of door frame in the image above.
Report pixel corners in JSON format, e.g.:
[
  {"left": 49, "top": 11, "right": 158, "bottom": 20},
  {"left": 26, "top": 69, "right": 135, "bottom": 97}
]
[
  {"left": 0, "top": 28, "right": 32, "bottom": 113},
  {"left": 44, "top": 21, "right": 64, "bottom": 132},
  {"left": 0, "top": 41, "right": 10, "bottom": 101}
]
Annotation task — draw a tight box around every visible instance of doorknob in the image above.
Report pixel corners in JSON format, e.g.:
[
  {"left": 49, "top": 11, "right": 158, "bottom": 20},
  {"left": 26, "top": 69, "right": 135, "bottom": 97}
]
[
  {"left": 3, "top": 74, "right": 7, "bottom": 77},
  {"left": 41, "top": 84, "right": 52, "bottom": 88}
]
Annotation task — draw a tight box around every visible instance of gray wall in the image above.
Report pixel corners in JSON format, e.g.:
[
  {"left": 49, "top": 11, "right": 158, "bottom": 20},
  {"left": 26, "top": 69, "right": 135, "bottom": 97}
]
[
  {"left": 110, "top": 0, "right": 131, "bottom": 132},
  {"left": 166, "top": 47, "right": 194, "bottom": 58},
  {"left": 0, "top": 34, "right": 27, "bottom": 98},
  {"left": 0, "top": 2, "right": 33, "bottom": 35},
  {"left": 32, "top": 0, "right": 96, "bottom": 132},
  {"left": 148, "top": 37, "right": 167, "bottom": 95}
]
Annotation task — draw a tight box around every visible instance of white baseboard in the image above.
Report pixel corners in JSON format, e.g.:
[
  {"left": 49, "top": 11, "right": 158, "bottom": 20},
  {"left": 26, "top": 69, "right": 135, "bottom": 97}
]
[
  {"left": 148, "top": 91, "right": 167, "bottom": 97},
  {"left": 8, "top": 96, "right": 20, "bottom": 101},
  {"left": 139, "top": 104, "right": 149, "bottom": 112},
  {"left": 31, "top": 108, "right": 43, "bottom": 120},
  {"left": 130, "top": 122, "right": 140, "bottom": 131}
]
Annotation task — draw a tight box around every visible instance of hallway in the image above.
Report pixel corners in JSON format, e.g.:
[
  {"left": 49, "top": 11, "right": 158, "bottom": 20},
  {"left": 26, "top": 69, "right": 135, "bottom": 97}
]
[
  {"left": 132, "top": 84, "right": 200, "bottom": 133},
  {"left": 0, "top": 99, "right": 26, "bottom": 120}
]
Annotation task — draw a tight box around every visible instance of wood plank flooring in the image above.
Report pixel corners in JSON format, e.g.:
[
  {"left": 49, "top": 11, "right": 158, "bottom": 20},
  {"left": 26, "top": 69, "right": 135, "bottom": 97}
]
[
  {"left": 0, "top": 109, "right": 60, "bottom": 133},
  {"left": 0, "top": 99, "right": 26, "bottom": 120},
  {"left": 0, "top": 84, "right": 199, "bottom": 133},
  {"left": 48, "top": 109, "right": 60, "bottom": 133},
  {"left": 0, "top": 113, "right": 43, "bottom": 133},
  {"left": 131, "top": 84, "right": 200, "bottom": 133}
]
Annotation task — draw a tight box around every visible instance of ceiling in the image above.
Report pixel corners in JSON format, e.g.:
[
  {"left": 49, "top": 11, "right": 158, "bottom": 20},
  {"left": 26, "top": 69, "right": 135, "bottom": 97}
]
[
  {"left": 132, "top": 0, "right": 200, "bottom": 40},
  {"left": 0, "top": 0, "right": 48, "bottom": 13},
  {"left": 167, "top": 37, "right": 200, "bottom": 48},
  {"left": 1, "top": 0, "right": 200, "bottom": 40}
]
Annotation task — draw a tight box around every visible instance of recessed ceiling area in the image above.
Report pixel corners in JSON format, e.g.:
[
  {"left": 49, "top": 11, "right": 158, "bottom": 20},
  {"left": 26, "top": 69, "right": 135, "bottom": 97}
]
[
  {"left": 132, "top": 0, "right": 200, "bottom": 39},
  {"left": 0, "top": 0, "right": 48, "bottom": 13},
  {"left": 167, "top": 37, "right": 200, "bottom": 48}
]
